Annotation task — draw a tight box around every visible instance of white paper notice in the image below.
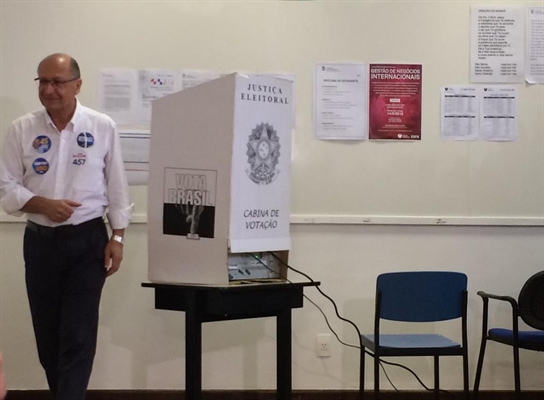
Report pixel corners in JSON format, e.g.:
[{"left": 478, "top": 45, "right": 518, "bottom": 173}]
[
  {"left": 527, "top": 7, "right": 544, "bottom": 84},
  {"left": 139, "top": 70, "right": 181, "bottom": 124},
  {"left": 180, "top": 70, "right": 223, "bottom": 90},
  {"left": 471, "top": 6, "right": 525, "bottom": 83},
  {"left": 480, "top": 86, "right": 518, "bottom": 141},
  {"left": 314, "top": 63, "right": 367, "bottom": 140},
  {"left": 119, "top": 130, "right": 150, "bottom": 185},
  {"left": 441, "top": 86, "right": 479, "bottom": 141},
  {"left": 98, "top": 69, "right": 139, "bottom": 125}
]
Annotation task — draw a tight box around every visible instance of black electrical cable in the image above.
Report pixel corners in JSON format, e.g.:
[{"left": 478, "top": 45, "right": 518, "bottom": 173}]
[
  {"left": 249, "top": 254, "right": 399, "bottom": 390},
  {"left": 266, "top": 252, "right": 457, "bottom": 396}
]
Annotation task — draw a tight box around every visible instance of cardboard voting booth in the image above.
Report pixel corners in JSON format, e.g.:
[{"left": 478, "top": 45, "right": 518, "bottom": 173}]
[{"left": 148, "top": 73, "right": 293, "bottom": 285}]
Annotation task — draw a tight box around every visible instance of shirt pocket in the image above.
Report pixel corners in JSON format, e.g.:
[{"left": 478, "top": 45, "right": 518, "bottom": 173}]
[{"left": 71, "top": 155, "right": 106, "bottom": 200}]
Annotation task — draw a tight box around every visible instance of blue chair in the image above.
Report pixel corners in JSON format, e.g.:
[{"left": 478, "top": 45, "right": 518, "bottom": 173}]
[
  {"left": 473, "top": 270, "right": 544, "bottom": 400},
  {"left": 359, "top": 271, "right": 469, "bottom": 400}
]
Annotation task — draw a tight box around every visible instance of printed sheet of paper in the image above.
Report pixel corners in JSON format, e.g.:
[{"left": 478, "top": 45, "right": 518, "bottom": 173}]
[
  {"left": 119, "top": 130, "right": 150, "bottom": 185},
  {"left": 139, "top": 70, "right": 181, "bottom": 124},
  {"left": 98, "top": 69, "right": 139, "bottom": 125},
  {"left": 180, "top": 70, "right": 224, "bottom": 90},
  {"left": 471, "top": 6, "right": 525, "bottom": 83},
  {"left": 480, "top": 86, "right": 518, "bottom": 141},
  {"left": 314, "top": 63, "right": 368, "bottom": 140},
  {"left": 527, "top": 7, "right": 544, "bottom": 84},
  {"left": 368, "top": 64, "right": 422, "bottom": 140},
  {"left": 441, "top": 86, "right": 479, "bottom": 141}
]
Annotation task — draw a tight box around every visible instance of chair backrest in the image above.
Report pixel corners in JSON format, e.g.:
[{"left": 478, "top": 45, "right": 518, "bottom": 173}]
[
  {"left": 377, "top": 271, "right": 467, "bottom": 322},
  {"left": 518, "top": 270, "right": 544, "bottom": 330}
]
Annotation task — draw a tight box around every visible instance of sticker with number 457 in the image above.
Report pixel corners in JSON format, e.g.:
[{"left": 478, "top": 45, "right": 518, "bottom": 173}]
[{"left": 72, "top": 152, "right": 87, "bottom": 166}]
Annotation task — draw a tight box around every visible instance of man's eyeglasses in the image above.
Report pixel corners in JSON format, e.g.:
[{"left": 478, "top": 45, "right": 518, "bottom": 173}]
[{"left": 34, "top": 77, "right": 79, "bottom": 88}]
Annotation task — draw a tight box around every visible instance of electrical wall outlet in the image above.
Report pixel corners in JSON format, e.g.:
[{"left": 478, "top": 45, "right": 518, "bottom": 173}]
[{"left": 316, "top": 333, "right": 331, "bottom": 357}]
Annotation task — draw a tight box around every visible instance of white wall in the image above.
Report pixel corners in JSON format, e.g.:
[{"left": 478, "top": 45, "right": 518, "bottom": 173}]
[
  {"left": 1, "top": 222, "right": 543, "bottom": 390},
  {"left": 1, "top": 0, "right": 543, "bottom": 392}
]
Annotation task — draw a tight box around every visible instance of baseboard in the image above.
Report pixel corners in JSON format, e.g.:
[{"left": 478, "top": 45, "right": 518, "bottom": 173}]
[{"left": 4, "top": 390, "right": 544, "bottom": 400}]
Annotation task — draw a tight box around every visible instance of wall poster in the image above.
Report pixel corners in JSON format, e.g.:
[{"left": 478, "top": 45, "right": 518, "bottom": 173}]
[{"left": 369, "top": 64, "right": 422, "bottom": 140}]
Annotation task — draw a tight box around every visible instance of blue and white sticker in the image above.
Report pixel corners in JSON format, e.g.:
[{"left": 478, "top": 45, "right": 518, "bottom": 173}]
[
  {"left": 32, "top": 158, "right": 49, "bottom": 175},
  {"left": 32, "top": 135, "right": 51, "bottom": 154},
  {"left": 77, "top": 132, "right": 94, "bottom": 148}
]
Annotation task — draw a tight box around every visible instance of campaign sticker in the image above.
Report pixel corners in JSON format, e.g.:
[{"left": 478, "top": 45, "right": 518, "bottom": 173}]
[
  {"left": 72, "top": 152, "right": 87, "bottom": 166},
  {"left": 32, "top": 135, "right": 51, "bottom": 153},
  {"left": 32, "top": 158, "right": 49, "bottom": 175},
  {"left": 77, "top": 132, "right": 94, "bottom": 148}
]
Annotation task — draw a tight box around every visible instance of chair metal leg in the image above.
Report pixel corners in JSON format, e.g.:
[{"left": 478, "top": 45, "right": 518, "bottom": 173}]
[
  {"left": 513, "top": 343, "right": 521, "bottom": 400},
  {"left": 360, "top": 346, "right": 365, "bottom": 400},
  {"left": 374, "top": 353, "right": 380, "bottom": 400},
  {"left": 434, "top": 356, "right": 440, "bottom": 400},
  {"left": 462, "top": 349, "right": 469, "bottom": 400},
  {"left": 473, "top": 336, "right": 487, "bottom": 400}
]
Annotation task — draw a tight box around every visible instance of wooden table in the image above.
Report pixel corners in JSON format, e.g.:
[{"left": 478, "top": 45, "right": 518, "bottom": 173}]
[{"left": 142, "top": 281, "right": 319, "bottom": 400}]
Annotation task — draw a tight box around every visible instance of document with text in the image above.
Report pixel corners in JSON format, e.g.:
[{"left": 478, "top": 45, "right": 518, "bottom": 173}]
[
  {"left": 481, "top": 86, "right": 518, "bottom": 141},
  {"left": 526, "top": 7, "right": 544, "bottom": 84},
  {"left": 441, "top": 86, "right": 479, "bottom": 141},
  {"left": 98, "top": 69, "right": 139, "bottom": 125},
  {"left": 139, "top": 69, "right": 181, "bottom": 124},
  {"left": 470, "top": 6, "right": 525, "bottom": 83},
  {"left": 314, "top": 63, "right": 368, "bottom": 140}
]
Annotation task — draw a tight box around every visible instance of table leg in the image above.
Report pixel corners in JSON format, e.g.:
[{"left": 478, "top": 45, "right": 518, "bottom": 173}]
[
  {"left": 277, "top": 308, "right": 292, "bottom": 400},
  {"left": 185, "top": 291, "right": 202, "bottom": 400}
]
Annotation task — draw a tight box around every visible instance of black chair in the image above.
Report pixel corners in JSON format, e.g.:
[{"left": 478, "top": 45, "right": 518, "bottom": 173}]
[
  {"left": 473, "top": 270, "right": 544, "bottom": 400},
  {"left": 359, "top": 271, "right": 469, "bottom": 400}
]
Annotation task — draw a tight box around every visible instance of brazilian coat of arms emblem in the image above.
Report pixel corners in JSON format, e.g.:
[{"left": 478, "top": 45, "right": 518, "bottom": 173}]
[{"left": 246, "top": 123, "right": 281, "bottom": 184}]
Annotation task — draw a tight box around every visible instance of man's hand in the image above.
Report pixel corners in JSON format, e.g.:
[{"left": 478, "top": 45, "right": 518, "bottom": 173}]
[
  {"left": 104, "top": 239, "right": 123, "bottom": 277},
  {"left": 43, "top": 199, "right": 81, "bottom": 222},
  {"left": 22, "top": 196, "right": 81, "bottom": 223}
]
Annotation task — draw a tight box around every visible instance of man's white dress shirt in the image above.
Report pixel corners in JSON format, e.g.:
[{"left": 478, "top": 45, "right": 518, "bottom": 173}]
[{"left": 0, "top": 101, "right": 131, "bottom": 229}]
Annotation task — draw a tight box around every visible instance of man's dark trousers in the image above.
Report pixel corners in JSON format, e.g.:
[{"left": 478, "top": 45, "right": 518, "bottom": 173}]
[{"left": 24, "top": 218, "right": 108, "bottom": 400}]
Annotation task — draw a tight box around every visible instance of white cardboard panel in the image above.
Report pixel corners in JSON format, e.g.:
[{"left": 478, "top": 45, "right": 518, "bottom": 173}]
[
  {"left": 229, "top": 74, "right": 293, "bottom": 253},
  {"left": 148, "top": 75, "right": 237, "bottom": 284}
]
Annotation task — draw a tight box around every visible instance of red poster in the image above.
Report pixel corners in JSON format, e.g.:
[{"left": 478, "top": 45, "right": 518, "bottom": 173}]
[{"left": 369, "top": 64, "right": 422, "bottom": 140}]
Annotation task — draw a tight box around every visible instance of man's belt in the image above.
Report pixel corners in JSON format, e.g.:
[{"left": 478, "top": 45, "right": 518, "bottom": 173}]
[{"left": 26, "top": 217, "right": 104, "bottom": 238}]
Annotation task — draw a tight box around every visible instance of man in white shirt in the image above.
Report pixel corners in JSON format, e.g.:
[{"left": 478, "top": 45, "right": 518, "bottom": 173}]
[{"left": 0, "top": 53, "right": 131, "bottom": 400}]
